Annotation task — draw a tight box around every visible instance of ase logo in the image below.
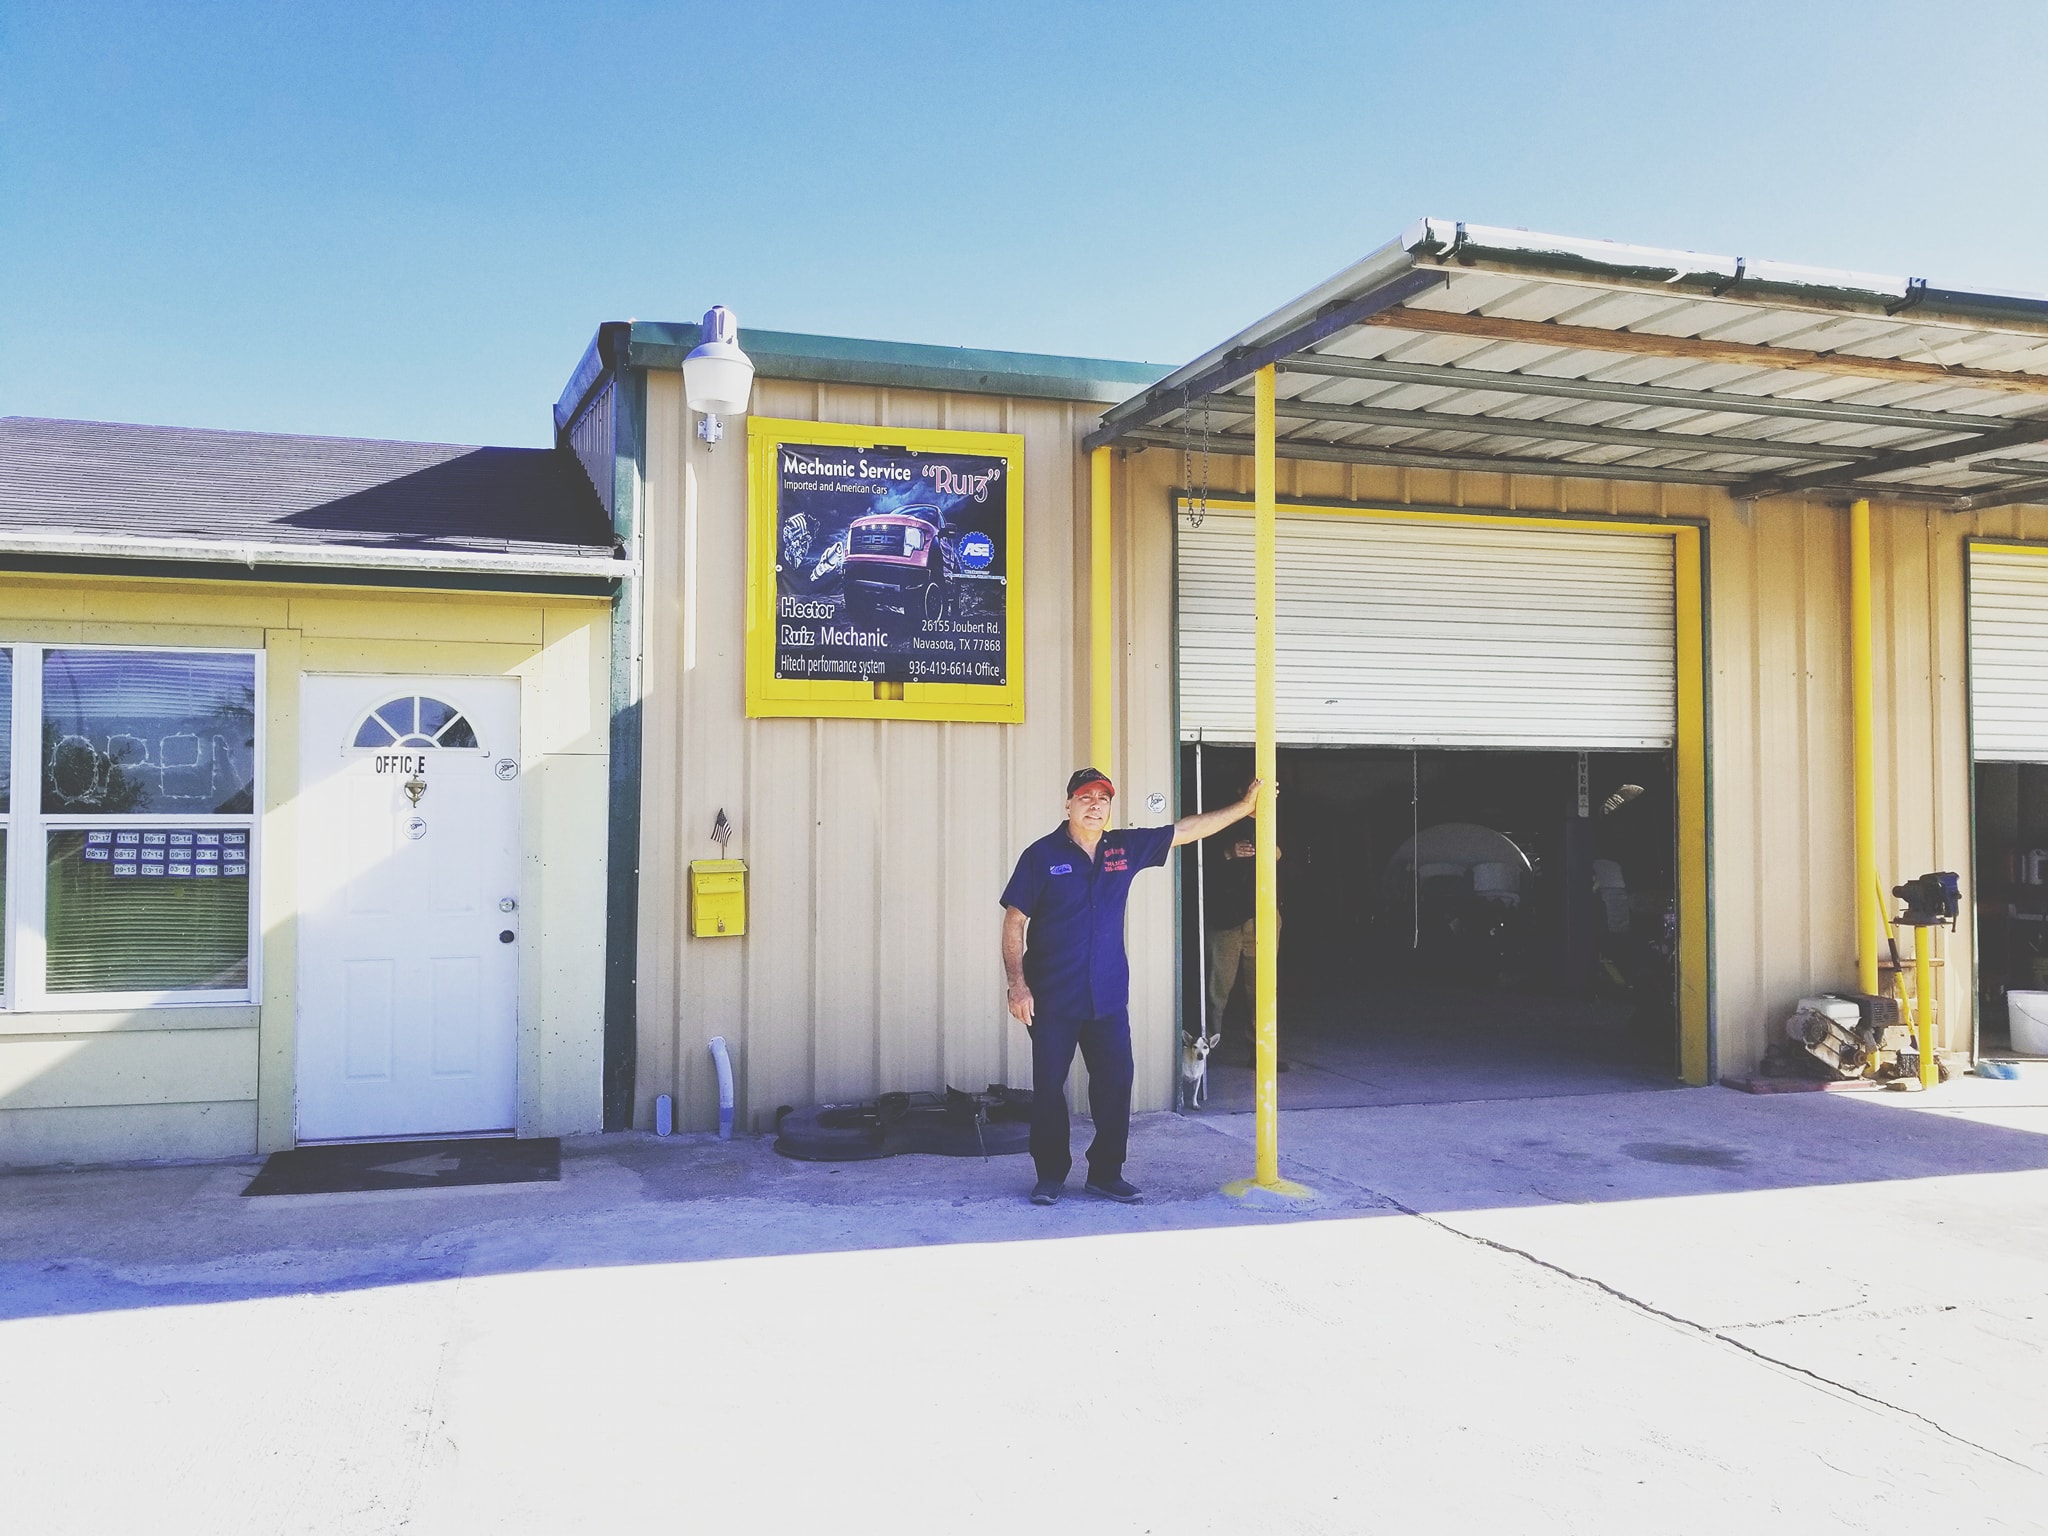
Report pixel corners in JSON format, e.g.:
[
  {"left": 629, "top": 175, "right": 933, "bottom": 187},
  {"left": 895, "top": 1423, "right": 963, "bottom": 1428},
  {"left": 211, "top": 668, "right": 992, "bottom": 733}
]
[{"left": 957, "top": 531, "right": 995, "bottom": 571}]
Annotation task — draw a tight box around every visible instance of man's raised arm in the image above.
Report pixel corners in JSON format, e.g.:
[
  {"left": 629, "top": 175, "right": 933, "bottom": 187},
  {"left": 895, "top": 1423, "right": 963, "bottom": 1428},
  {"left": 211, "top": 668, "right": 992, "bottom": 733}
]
[{"left": 1171, "top": 778, "right": 1265, "bottom": 847}]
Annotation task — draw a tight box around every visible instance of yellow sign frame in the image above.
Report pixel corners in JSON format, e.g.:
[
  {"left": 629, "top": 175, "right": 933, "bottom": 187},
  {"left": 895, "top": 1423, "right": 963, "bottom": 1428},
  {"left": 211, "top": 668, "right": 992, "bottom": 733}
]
[{"left": 745, "top": 417, "right": 1025, "bottom": 723}]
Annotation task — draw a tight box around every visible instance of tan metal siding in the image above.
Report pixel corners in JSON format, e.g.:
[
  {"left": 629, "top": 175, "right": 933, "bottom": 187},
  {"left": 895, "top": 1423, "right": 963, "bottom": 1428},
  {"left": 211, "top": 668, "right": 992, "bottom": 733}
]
[
  {"left": 639, "top": 375, "right": 1182, "bottom": 1131},
  {"left": 640, "top": 363, "right": 2048, "bottom": 1121}
]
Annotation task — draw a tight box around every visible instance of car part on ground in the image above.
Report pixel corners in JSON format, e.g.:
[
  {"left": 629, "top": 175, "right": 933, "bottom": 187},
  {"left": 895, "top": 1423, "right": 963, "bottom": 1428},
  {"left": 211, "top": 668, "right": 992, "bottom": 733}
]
[{"left": 773, "top": 1084, "right": 1034, "bottom": 1161}]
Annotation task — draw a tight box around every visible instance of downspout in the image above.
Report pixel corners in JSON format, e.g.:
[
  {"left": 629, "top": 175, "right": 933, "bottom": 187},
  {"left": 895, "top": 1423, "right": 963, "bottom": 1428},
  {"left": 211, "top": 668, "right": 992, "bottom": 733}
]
[
  {"left": 708, "top": 1036, "right": 735, "bottom": 1139},
  {"left": 1851, "top": 498, "right": 1882, "bottom": 998}
]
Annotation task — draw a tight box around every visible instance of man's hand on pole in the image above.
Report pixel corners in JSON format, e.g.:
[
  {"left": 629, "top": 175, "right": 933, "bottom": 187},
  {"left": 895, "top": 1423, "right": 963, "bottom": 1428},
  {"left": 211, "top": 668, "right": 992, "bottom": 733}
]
[{"left": 1173, "top": 777, "right": 1269, "bottom": 846}]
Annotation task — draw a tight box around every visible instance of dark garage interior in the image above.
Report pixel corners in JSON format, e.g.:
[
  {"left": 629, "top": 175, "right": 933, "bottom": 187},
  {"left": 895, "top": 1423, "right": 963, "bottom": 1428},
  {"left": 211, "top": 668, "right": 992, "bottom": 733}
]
[{"left": 1178, "top": 743, "right": 1679, "bottom": 1111}]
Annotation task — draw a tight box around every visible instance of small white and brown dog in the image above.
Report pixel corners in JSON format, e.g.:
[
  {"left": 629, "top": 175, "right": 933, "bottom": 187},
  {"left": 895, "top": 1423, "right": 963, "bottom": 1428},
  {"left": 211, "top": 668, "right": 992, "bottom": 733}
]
[{"left": 1180, "top": 1029, "right": 1223, "bottom": 1109}]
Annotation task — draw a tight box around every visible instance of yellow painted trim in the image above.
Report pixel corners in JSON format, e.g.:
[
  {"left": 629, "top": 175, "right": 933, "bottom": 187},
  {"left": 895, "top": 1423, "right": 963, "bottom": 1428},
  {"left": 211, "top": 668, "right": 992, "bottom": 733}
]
[
  {"left": 1673, "top": 526, "right": 1710, "bottom": 1085},
  {"left": 1183, "top": 496, "right": 1675, "bottom": 539},
  {"left": 258, "top": 627, "right": 302, "bottom": 1152},
  {"left": 297, "top": 638, "right": 538, "bottom": 675},
  {"left": 1851, "top": 499, "right": 1880, "bottom": 998},
  {"left": 1090, "top": 446, "right": 1113, "bottom": 784},
  {"left": 1185, "top": 491, "right": 1715, "bottom": 1088},
  {"left": 0, "top": 1004, "right": 258, "bottom": 1038},
  {"left": 744, "top": 416, "right": 1026, "bottom": 723},
  {"left": 0, "top": 620, "right": 269, "bottom": 648},
  {"left": 1252, "top": 365, "right": 1282, "bottom": 1188},
  {"left": 1963, "top": 539, "right": 2048, "bottom": 559}
]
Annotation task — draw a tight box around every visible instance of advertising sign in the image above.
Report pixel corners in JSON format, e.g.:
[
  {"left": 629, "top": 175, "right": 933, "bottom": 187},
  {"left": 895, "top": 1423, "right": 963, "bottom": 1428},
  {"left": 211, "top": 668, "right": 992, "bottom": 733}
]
[{"left": 748, "top": 420, "right": 1025, "bottom": 723}]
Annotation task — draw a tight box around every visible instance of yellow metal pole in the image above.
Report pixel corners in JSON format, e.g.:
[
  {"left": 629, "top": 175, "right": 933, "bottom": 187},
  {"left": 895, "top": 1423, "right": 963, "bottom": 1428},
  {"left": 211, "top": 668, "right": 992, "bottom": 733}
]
[
  {"left": 1851, "top": 499, "right": 1881, "bottom": 998},
  {"left": 1919, "top": 925, "right": 1941, "bottom": 1089},
  {"left": 1223, "top": 365, "right": 1307, "bottom": 1202},
  {"left": 1090, "top": 446, "right": 1113, "bottom": 806},
  {"left": 1253, "top": 366, "right": 1280, "bottom": 1187}
]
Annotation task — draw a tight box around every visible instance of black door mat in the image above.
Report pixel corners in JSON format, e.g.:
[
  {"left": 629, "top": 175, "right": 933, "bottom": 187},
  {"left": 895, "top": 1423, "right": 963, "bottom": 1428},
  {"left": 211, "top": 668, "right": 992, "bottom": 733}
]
[{"left": 242, "top": 1137, "right": 560, "bottom": 1196}]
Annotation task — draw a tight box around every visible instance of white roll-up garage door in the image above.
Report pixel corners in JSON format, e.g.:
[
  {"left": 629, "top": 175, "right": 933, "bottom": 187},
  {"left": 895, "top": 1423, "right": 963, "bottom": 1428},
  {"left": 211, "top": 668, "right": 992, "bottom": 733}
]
[
  {"left": 1969, "top": 545, "right": 2048, "bottom": 762},
  {"left": 1177, "top": 507, "right": 1677, "bottom": 749}
]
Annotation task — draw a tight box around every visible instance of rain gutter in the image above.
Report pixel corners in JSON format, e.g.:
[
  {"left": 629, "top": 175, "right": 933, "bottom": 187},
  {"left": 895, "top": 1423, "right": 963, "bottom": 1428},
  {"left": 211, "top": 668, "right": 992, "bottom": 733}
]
[
  {"left": 1404, "top": 217, "right": 2048, "bottom": 332},
  {"left": 0, "top": 528, "right": 629, "bottom": 582}
]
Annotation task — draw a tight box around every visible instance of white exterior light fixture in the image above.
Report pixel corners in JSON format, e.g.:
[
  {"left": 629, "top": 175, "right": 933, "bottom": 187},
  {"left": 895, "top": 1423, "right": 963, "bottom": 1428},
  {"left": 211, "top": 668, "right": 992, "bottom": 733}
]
[{"left": 682, "top": 305, "right": 754, "bottom": 445}]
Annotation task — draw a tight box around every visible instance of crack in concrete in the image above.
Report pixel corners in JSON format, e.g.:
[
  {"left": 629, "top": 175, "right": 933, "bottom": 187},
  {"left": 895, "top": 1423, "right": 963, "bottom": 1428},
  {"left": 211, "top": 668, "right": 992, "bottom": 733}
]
[
  {"left": 1196, "top": 1121, "right": 2037, "bottom": 1474},
  {"left": 1720, "top": 1295, "right": 1873, "bottom": 1331}
]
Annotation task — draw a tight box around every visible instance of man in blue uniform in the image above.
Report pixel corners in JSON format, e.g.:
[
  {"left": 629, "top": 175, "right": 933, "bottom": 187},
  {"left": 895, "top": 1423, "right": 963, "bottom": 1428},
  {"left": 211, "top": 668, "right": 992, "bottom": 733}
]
[{"left": 1000, "top": 766, "right": 1263, "bottom": 1205}]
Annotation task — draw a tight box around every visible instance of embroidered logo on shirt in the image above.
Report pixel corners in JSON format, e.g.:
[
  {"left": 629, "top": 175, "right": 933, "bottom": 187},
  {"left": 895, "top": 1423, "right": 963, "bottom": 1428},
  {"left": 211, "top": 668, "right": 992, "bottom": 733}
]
[
  {"left": 1103, "top": 855, "right": 1129, "bottom": 872},
  {"left": 1049, "top": 863, "right": 1073, "bottom": 875}
]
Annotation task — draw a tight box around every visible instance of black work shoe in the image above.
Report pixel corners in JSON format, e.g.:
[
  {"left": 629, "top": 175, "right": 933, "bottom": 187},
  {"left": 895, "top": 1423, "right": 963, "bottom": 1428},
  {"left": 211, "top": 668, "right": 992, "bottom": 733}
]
[
  {"left": 1084, "top": 1175, "right": 1143, "bottom": 1204},
  {"left": 1029, "top": 1179, "right": 1063, "bottom": 1206}
]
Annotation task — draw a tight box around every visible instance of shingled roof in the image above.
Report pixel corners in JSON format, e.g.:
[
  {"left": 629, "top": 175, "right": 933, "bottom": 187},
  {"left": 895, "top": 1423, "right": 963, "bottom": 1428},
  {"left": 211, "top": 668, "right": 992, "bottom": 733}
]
[{"left": 0, "top": 417, "right": 617, "bottom": 566}]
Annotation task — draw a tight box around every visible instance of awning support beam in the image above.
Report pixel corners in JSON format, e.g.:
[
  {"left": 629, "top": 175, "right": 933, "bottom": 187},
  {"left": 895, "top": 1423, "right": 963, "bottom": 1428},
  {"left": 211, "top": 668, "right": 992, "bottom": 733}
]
[
  {"left": 1183, "top": 395, "right": 1891, "bottom": 464},
  {"left": 1116, "top": 426, "right": 1753, "bottom": 487},
  {"left": 1361, "top": 306, "right": 2048, "bottom": 396},
  {"left": 1278, "top": 354, "right": 2023, "bottom": 434},
  {"left": 1743, "top": 418, "right": 2048, "bottom": 499}
]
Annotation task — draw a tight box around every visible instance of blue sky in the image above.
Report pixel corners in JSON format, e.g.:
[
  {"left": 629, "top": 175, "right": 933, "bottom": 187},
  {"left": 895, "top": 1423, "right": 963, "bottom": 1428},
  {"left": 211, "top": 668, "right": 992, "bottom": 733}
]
[{"left": 5, "top": 2, "right": 2045, "bottom": 447}]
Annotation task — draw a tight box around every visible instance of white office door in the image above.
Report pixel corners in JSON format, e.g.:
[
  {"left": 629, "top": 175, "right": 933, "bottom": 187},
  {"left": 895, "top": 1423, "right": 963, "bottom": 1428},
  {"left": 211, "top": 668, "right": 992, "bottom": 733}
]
[{"left": 296, "top": 676, "right": 522, "bottom": 1141}]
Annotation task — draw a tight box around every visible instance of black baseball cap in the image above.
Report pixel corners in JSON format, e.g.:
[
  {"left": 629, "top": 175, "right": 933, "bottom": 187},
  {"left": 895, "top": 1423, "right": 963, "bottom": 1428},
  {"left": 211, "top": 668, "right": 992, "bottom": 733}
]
[{"left": 1067, "top": 767, "right": 1115, "bottom": 798}]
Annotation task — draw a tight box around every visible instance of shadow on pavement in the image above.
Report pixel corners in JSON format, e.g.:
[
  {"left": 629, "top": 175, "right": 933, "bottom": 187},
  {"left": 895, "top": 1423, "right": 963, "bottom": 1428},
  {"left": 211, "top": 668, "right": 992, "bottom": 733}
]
[{"left": 5, "top": 1082, "right": 2048, "bottom": 1322}]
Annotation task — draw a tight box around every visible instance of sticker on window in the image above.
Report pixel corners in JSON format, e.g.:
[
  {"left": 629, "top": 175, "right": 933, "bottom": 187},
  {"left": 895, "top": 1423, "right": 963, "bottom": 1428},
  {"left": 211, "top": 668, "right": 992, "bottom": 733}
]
[{"left": 71, "top": 827, "right": 251, "bottom": 881}]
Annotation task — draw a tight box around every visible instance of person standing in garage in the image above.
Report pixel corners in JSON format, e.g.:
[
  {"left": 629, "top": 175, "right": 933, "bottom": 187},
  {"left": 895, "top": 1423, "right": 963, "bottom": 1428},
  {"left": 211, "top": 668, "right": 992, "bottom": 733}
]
[
  {"left": 1001, "top": 767, "right": 1262, "bottom": 1206},
  {"left": 1204, "top": 788, "right": 1283, "bottom": 1068}
]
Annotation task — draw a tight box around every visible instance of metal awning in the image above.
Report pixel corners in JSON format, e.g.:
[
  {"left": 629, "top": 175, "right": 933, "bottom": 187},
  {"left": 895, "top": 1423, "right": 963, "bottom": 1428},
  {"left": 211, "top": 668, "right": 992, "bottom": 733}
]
[{"left": 1087, "top": 219, "right": 2048, "bottom": 508}]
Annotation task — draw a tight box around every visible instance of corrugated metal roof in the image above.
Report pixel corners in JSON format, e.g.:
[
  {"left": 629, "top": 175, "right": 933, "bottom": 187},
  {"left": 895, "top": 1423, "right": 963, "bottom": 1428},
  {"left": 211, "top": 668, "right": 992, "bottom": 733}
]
[
  {"left": 0, "top": 417, "right": 619, "bottom": 563},
  {"left": 1091, "top": 219, "right": 2048, "bottom": 506}
]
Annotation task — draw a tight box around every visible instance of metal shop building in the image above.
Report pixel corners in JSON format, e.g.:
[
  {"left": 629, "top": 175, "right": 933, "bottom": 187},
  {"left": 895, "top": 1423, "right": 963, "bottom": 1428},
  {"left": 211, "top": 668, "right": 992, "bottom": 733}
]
[
  {"left": 584, "top": 220, "right": 2048, "bottom": 1142},
  {"left": 12, "top": 217, "right": 2048, "bottom": 1167}
]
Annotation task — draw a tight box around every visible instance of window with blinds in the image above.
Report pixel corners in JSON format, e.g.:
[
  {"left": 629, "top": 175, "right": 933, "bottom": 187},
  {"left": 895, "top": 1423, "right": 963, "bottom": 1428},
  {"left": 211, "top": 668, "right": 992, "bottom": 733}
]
[{"left": 0, "top": 644, "right": 261, "bottom": 1005}]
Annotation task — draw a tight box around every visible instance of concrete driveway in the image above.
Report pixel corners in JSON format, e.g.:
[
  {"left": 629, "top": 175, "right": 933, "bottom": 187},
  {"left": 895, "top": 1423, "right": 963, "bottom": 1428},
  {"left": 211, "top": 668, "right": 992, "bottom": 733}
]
[{"left": 5, "top": 1080, "right": 2048, "bottom": 1534}]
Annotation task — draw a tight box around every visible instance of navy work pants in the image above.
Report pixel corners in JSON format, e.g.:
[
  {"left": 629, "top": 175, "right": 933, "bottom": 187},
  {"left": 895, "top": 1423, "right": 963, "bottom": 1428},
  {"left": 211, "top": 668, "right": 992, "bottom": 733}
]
[{"left": 1028, "top": 1009, "right": 1133, "bottom": 1184}]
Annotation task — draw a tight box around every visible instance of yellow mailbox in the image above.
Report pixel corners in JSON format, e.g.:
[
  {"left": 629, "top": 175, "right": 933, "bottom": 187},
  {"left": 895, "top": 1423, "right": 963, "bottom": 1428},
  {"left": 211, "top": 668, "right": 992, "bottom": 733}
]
[{"left": 689, "top": 859, "right": 748, "bottom": 937}]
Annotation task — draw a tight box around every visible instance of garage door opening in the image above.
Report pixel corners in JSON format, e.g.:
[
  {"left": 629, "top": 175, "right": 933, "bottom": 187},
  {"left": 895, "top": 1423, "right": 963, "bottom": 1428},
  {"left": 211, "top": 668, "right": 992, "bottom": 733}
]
[
  {"left": 1178, "top": 742, "right": 1679, "bottom": 1110},
  {"left": 1971, "top": 762, "right": 2048, "bottom": 1057}
]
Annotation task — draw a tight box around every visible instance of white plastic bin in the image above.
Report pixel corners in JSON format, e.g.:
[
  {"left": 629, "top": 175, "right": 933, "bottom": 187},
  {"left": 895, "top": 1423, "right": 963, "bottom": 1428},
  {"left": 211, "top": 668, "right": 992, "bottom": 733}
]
[{"left": 2007, "top": 990, "right": 2048, "bottom": 1055}]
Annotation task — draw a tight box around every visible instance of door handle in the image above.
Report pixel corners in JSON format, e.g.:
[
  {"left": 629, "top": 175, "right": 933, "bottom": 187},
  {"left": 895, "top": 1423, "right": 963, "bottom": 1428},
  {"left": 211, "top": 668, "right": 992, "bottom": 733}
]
[{"left": 499, "top": 930, "right": 516, "bottom": 944}]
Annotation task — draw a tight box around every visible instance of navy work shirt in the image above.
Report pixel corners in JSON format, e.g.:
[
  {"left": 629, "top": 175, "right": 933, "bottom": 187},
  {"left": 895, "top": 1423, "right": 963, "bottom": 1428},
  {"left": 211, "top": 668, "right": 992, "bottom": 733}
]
[{"left": 1000, "top": 822, "right": 1176, "bottom": 1019}]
